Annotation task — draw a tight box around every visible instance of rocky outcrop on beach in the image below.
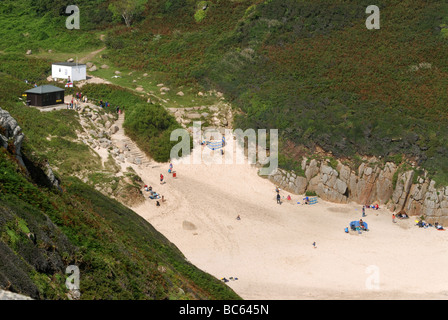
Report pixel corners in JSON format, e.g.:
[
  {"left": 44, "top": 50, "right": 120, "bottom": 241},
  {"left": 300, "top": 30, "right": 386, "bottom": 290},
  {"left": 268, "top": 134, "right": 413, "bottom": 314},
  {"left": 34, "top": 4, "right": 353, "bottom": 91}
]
[
  {"left": 166, "top": 100, "right": 232, "bottom": 130},
  {"left": 269, "top": 157, "right": 448, "bottom": 224}
]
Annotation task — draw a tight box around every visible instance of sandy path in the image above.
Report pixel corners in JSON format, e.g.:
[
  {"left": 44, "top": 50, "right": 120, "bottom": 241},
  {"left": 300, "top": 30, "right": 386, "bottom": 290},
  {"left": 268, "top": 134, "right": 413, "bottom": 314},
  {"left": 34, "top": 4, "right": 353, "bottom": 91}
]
[
  {"left": 101, "top": 113, "right": 448, "bottom": 300},
  {"left": 79, "top": 47, "right": 106, "bottom": 64}
]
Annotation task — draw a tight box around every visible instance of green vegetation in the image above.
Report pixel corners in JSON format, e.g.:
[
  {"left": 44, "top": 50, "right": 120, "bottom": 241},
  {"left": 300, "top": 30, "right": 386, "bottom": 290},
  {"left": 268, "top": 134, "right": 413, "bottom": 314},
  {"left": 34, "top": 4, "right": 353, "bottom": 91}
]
[
  {"left": 81, "top": 83, "right": 183, "bottom": 162},
  {"left": 109, "top": 0, "right": 148, "bottom": 27},
  {"left": 326, "top": 157, "right": 339, "bottom": 171},
  {"left": 1, "top": 0, "right": 448, "bottom": 298},
  {"left": 278, "top": 153, "right": 305, "bottom": 178},
  {"left": 0, "top": 148, "right": 240, "bottom": 299},
  {"left": 392, "top": 162, "right": 425, "bottom": 189},
  {"left": 90, "top": 0, "right": 448, "bottom": 185},
  {"left": 305, "top": 190, "right": 317, "bottom": 197},
  {"left": 0, "top": 0, "right": 104, "bottom": 53},
  {"left": 0, "top": 47, "right": 240, "bottom": 299},
  {"left": 3, "top": 0, "right": 448, "bottom": 183}
]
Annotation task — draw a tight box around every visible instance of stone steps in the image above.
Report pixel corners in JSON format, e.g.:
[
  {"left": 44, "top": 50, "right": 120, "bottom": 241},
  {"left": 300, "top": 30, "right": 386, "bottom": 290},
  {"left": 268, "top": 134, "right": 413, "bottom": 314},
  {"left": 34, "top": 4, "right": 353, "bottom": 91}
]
[{"left": 112, "top": 114, "right": 154, "bottom": 167}]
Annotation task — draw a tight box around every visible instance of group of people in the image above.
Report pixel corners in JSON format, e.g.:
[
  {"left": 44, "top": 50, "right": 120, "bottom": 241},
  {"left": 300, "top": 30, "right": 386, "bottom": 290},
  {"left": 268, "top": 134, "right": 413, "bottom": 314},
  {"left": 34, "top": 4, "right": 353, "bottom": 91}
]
[
  {"left": 392, "top": 211, "right": 408, "bottom": 222},
  {"left": 361, "top": 204, "right": 380, "bottom": 217},
  {"left": 99, "top": 99, "right": 109, "bottom": 108},
  {"left": 364, "top": 204, "right": 379, "bottom": 210},
  {"left": 358, "top": 219, "right": 367, "bottom": 230},
  {"left": 97, "top": 99, "right": 122, "bottom": 114},
  {"left": 347, "top": 218, "right": 368, "bottom": 234},
  {"left": 25, "top": 80, "right": 38, "bottom": 87},
  {"left": 275, "top": 186, "right": 313, "bottom": 205},
  {"left": 75, "top": 92, "right": 87, "bottom": 103},
  {"left": 221, "top": 277, "right": 238, "bottom": 283},
  {"left": 148, "top": 164, "right": 176, "bottom": 206},
  {"left": 67, "top": 97, "right": 81, "bottom": 110},
  {"left": 66, "top": 92, "right": 89, "bottom": 110},
  {"left": 144, "top": 184, "right": 165, "bottom": 206},
  {"left": 416, "top": 220, "right": 444, "bottom": 230}
]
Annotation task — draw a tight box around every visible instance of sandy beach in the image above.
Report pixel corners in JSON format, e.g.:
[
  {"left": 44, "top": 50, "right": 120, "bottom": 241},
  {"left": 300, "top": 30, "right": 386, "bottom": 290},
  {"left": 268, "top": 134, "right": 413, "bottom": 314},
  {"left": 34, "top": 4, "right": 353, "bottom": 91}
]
[{"left": 105, "top": 115, "right": 448, "bottom": 300}]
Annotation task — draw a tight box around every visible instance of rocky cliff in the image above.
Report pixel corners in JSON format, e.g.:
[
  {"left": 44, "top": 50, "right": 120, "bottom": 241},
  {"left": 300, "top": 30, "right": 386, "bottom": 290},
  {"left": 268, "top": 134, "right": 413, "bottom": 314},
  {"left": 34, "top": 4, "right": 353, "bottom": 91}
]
[
  {"left": 0, "top": 107, "right": 61, "bottom": 191},
  {"left": 269, "top": 157, "right": 448, "bottom": 224},
  {"left": 0, "top": 289, "right": 33, "bottom": 300},
  {"left": 0, "top": 107, "right": 25, "bottom": 167}
]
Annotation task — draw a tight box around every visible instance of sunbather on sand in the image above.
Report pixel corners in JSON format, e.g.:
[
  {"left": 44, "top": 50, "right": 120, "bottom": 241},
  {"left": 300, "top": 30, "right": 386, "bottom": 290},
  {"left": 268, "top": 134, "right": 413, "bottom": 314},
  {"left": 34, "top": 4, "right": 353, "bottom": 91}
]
[
  {"left": 435, "top": 222, "right": 444, "bottom": 230},
  {"left": 359, "top": 219, "right": 367, "bottom": 230}
]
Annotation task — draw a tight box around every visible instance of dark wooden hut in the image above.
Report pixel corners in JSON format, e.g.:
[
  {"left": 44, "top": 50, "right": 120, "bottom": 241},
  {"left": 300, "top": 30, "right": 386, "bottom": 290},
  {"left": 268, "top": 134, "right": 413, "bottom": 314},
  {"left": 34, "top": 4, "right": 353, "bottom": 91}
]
[{"left": 25, "top": 85, "right": 65, "bottom": 107}]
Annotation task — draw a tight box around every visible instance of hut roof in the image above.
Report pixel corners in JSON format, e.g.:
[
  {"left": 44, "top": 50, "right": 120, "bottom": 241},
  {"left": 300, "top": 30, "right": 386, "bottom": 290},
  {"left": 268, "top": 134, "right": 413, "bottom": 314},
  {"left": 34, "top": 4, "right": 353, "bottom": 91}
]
[{"left": 25, "top": 85, "right": 65, "bottom": 95}]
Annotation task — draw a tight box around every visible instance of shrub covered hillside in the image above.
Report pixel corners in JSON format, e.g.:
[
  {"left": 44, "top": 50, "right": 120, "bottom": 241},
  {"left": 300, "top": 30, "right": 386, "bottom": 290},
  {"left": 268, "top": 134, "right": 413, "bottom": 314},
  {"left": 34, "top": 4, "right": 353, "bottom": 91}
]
[
  {"left": 0, "top": 148, "right": 240, "bottom": 299},
  {"left": 0, "top": 49, "right": 239, "bottom": 301},
  {"left": 2, "top": 1, "right": 448, "bottom": 184},
  {"left": 103, "top": 0, "right": 448, "bottom": 185},
  {"left": 0, "top": 0, "right": 107, "bottom": 53}
]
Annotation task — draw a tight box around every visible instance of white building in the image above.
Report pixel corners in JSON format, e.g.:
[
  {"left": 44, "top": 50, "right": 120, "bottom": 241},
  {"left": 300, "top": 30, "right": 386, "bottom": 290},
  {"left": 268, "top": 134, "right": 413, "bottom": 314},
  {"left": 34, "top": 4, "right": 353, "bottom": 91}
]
[{"left": 51, "top": 62, "right": 86, "bottom": 82}]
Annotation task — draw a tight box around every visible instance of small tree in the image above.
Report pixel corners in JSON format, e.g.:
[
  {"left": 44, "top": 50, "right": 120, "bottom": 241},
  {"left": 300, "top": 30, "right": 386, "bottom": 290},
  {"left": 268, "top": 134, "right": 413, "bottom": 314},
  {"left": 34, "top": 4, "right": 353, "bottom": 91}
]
[{"left": 109, "top": 0, "right": 148, "bottom": 28}]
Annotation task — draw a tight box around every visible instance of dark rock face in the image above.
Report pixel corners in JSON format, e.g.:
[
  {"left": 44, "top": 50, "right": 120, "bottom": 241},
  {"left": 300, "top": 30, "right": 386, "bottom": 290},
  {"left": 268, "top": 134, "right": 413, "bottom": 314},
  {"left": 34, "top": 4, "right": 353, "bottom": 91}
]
[
  {"left": 269, "top": 157, "right": 448, "bottom": 224},
  {"left": 0, "top": 108, "right": 25, "bottom": 167},
  {"left": 0, "top": 107, "right": 61, "bottom": 191}
]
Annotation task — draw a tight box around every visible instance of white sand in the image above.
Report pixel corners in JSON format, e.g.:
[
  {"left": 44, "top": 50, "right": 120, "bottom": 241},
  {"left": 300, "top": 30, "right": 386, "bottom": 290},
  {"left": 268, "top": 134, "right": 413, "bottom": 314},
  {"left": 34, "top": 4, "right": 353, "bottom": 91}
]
[{"left": 107, "top": 117, "right": 448, "bottom": 300}]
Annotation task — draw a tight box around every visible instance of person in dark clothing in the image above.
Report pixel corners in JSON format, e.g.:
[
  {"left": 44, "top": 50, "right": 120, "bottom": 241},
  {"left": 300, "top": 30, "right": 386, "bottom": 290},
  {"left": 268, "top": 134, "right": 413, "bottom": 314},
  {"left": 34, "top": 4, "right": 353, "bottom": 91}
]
[{"left": 277, "top": 193, "right": 281, "bottom": 204}]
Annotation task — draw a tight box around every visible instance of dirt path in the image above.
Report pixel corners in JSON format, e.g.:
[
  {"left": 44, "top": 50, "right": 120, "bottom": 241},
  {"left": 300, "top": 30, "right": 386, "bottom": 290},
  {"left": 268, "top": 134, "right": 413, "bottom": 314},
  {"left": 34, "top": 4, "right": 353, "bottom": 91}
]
[{"left": 79, "top": 46, "right": 106, "bottom": 64}]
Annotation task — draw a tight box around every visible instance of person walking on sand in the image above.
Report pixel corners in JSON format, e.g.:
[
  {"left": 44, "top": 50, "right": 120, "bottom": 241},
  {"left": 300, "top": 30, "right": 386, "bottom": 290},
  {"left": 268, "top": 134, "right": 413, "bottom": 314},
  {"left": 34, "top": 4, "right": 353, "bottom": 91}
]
[
  {"left": 160, "top": 174, "right": 164, "bottom": 184},
  {"left": 362, "top": 205, "right": 366, "bottom": 217},
  {"left": 392, "top": 213, "right": 396, "bottom": 223},
  {"left": 276, "top": 193, "right": 281, "bottom": 204}
]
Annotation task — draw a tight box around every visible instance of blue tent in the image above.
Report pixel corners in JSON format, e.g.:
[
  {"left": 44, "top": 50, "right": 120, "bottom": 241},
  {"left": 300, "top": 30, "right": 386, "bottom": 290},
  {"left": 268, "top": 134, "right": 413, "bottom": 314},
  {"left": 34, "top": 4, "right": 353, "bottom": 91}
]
[{"left": 350, "top": 220, "right": 368, "bottom": 231}]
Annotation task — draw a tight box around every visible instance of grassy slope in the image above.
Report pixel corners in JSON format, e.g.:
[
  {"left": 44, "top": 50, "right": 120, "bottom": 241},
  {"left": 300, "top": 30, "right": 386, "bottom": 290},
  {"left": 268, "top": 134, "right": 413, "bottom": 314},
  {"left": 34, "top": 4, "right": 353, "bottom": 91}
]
[
  {"left": 223, "top": 0, "right": 448, "bottom": 185},
  {"left": 0, "top": 24, "right": 240, "bottom": 299},
  {"left": 0, "top": 149, "right": 240, "bottom": 299},
  {"left": 0, "top": 0, "right": 106, "bottom": 53},
  {"left": 100, "top": 0, "right": 448, "bottom": 185},
  {"left": 4, "top": 0, "right": 448, "bottom": 183}
]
